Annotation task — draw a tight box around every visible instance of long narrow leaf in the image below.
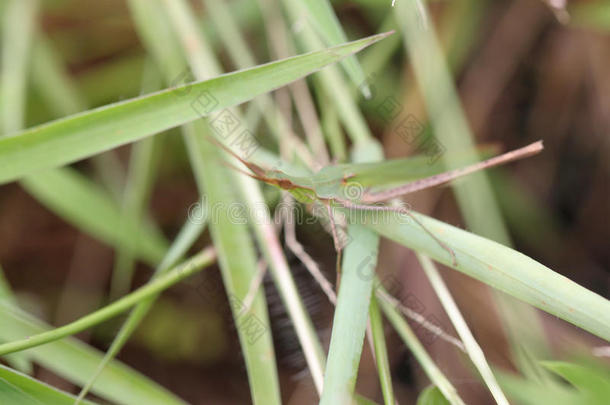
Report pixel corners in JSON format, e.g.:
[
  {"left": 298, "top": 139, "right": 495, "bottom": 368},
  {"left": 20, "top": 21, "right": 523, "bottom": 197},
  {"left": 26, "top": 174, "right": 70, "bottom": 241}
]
[
  {"left": 0, "top": 306, "right": 189, "bottom": 405},
  {"left": 0, "top": 32, "right": 391, "bottom": 185},
  {"left": 357, "top": 209, "right": 610, "bottom": 341}
]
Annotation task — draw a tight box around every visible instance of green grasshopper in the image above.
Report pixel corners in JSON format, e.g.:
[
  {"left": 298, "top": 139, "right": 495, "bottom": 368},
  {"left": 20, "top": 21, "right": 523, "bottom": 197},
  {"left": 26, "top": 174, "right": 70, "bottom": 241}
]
[{"left": 216, "top": 139, "right": 544, "bottom": 266}]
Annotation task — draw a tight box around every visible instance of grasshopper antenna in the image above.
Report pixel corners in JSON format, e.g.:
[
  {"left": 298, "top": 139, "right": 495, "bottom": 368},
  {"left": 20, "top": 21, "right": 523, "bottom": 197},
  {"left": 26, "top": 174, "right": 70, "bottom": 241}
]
[
  {"left": 363, "top": 141, "right": 543, "bottom": 203},
  {"left": 205, "top": 135, "right": 269, "bottom": 177},
  {"left": 219, "top": 160, "right": 271, "bottom": 183},
  {"left": 324, "top": 202, "right": 343, "bottom": 291}
]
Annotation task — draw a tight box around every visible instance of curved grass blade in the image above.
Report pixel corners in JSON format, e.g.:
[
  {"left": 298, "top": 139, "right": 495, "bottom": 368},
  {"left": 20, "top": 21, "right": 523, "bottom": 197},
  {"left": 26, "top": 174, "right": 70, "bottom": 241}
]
[
  {"left": 75, "top": 209, "right": 207, "bottom": 403},
  {"left": 0, "top": 306, "right": 189, "bottom": 405},
  {"left": 0, "top": 248, "right": 216, "bottom": 356},
  {"left": 357, "top": 209, "right": 610, "bottom": 341},
  {"left": 0, "top": 32, "right": 391, "bottom": 185}
]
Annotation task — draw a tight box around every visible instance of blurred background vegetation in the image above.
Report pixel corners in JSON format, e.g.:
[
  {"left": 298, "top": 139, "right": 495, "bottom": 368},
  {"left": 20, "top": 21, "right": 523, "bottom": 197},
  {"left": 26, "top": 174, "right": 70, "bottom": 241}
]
[{"left": 0, "top": 0, "right": 608, "bottom": 404}]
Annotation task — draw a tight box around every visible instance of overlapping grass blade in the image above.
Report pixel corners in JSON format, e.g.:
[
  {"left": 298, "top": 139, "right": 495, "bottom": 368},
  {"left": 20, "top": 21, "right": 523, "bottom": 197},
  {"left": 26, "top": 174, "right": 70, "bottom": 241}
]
[
  {"left": 75, "top": 214, "right": 207, "bottom": 403},
  {"left": 320, "top": 223, "right": 379, "bottom": 404},
  {"left": 108, "top": 61, "right": 164, "bottom": 299},
  {"left": 163, "top": 0, "right": 338, "bottom": 396},
  {"left": 280, "top": 0, "right": 382, "bottom": 146},
  {"left": 280, "top": 0, "right": 391, "bottom": 398},
  {"left": 0, "top": 248, "right": 216, "bottom": 356},
  {"left": 0, "top": 305, "right": 189, "bottom": 405},
  {"left": 127, "top": 1, "right": 286, "bottom": 402},
  {"left": 320, "top": 135, "right": 384, "bottom": 402},
  {"left": 378, "top": 291, "right": 465, "bottom": 405},
  {"left": 283, "top": 0, "right": 370, "bottom": 96},
  {"left": 393, "top": 0, "right": 548, "bottom": 379},
  {"left": 0, "top": 268, "right": 31, "bottom": 373},
  {"left": 357, "top": 209, "right": 610, "bottom": 341},
  {"left": 417, "top": 254, "right": 509, "bottom": 405},
  {"left": 0, "top": 32, "right": 390, "bottom": 185}
]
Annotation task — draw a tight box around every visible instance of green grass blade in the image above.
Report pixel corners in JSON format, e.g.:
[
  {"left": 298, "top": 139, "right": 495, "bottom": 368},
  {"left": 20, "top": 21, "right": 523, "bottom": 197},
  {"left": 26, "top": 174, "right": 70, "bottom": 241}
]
[
  {"left": 0, "top": 305, "right": 189, "bottom": 405},
  {"left": 0, "top": 365, "right": 98, "bottom": 405},
  {"left": 30, "top": 36, "right": 86, "bottom": 117},
  {"left": 357, "top": 209, "right": 610, "bottom": 341},
  {"left": 21, "top": 167, "right": 168, "bottom": 265},
  {"left": 163, "top": 0, "right": 332, "bottom": 395},
  {"left": 195, "top": 2, "right": 331, "bottom": 390},
  {"left": 285, "top": 0, "right": 371, "bottom": 96},
  {"left": 281, "top": 0, "right": 382, "bottom": 146},
  {"left": 188, "top": 121, "right": 283, "bottom": 405},
  {"left": 0, "top": 32, "right": 390, "bottom": 185},
  {"left": 0, "top": 248, "right": 216, "bottom": 356},
  {"left": 130, "top": 1, "right": 284, "bottom": 402},
  {"left": 542, "top": 361, "right": 610, "bottom": 402},
  {"left": 393, "top": 0, "right": 548, "bottom": 376},
  {"left": 109, "top": 135, "right": 160, "bottom": 298},
  {"left": 496, "top": 369, "right": 584, "bottom": 405},
  {"left": 378, "top": 290, "right": 465, "bottom": 405},
  {"left": 0, "top": 268, "right": 32, "bottom": 374},
  {"left": 320, "top": 223, "right": 379, "bottom": 404},
  {"left": 1, "top": 0, "right": 37, "bottom": 134},
  {"left": 416, "top": 386, "right": 450, "bottom": 405},
  {"left": 417, "top": 254, "right": 509, "bottom": 405},
  {"left": 320, "top": 138, "right": 384, "bottom": 403},
  {"left": 109, "top": 61, "right": 164, "bottom": 299},
  {"left": 75, "top": 211, "right": 207, "bottom": 403},
  {"left": 369, "top": 295, "right": 395, "bottom": 405},
  {"left": 0, "top": 378, "right": 44, "bottom": 405}
]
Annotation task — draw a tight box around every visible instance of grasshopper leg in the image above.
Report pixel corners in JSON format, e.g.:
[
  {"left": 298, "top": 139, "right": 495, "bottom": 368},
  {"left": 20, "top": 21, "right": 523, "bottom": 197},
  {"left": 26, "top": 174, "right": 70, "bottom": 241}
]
[
  {"left": 324, "top": 201, "right": 343, "bottom": 291},
  {"left": 281, "top": 197, "right": 337, "bottom": 305}
]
